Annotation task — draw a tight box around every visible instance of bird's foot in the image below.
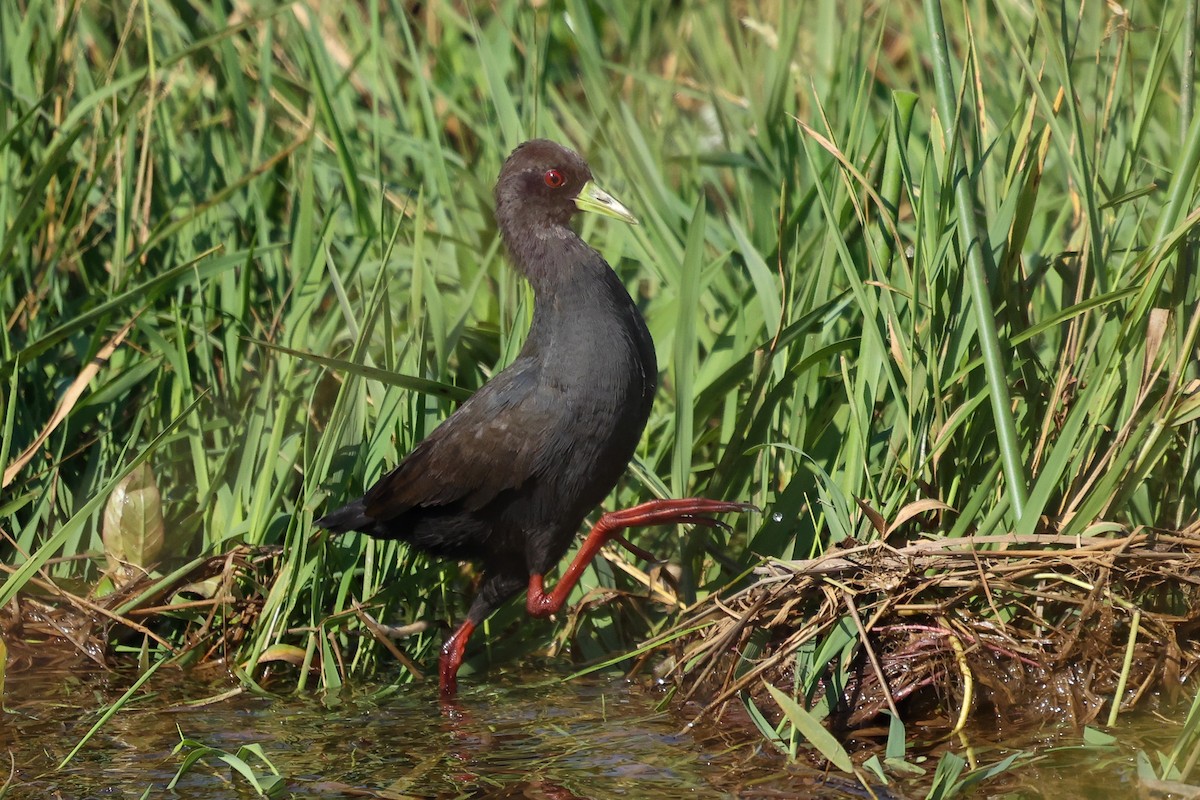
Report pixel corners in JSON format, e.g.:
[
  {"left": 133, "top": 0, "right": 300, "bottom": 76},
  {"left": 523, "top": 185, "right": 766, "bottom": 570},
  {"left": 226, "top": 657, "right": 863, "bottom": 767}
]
[
  {"left": 612, "top": 534, "right": 659, "bottom": 562},
  {"left": 595, "top": 498, "right": 758, "bottom": 538},
  {"left": 526, "top": 499, "right": 756, "bottom": 618}
]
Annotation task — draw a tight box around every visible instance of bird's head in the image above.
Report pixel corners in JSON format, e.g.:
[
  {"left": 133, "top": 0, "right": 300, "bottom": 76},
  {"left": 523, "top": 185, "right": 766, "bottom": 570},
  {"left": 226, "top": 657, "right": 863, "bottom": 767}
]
[{"left": 495, "top": 139, "right": 638, "bottom": 233}]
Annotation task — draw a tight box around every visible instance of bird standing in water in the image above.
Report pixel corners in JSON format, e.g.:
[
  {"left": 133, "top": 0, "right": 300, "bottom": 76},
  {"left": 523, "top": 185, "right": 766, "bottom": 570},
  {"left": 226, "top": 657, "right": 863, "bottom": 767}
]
[{"left": 318, "top": 140, "right": 752, "bottom": 699}]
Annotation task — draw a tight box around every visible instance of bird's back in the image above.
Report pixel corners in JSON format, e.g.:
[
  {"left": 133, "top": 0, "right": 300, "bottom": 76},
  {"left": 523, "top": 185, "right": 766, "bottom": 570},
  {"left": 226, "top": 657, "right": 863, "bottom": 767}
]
[{"left": 318, "top": 251, "right": 655, "bottom": 574}]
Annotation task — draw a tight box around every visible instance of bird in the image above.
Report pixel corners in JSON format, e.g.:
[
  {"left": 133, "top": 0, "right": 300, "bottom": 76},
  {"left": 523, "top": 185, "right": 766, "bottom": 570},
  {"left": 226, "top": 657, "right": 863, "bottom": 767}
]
[{"left": 317, "top": 139, "right": 753, "bottom": 700}]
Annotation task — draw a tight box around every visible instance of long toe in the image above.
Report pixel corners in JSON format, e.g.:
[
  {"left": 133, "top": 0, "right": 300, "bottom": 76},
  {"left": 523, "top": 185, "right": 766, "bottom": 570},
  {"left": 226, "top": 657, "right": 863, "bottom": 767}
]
[{"left": 600, "top": 498, "right": 758, "bottom": 529}]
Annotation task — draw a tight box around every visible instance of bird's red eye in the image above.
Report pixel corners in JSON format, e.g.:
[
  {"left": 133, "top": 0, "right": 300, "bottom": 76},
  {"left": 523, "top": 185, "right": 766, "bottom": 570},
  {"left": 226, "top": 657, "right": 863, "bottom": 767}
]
[{"left": 543, "top": 169, "right": 565, "bottom": 188}]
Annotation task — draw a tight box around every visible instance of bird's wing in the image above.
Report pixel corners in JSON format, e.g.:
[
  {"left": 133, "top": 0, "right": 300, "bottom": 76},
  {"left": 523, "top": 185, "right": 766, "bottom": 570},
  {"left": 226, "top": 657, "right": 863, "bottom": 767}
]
[{"left": 361, "top": 360, "right": 557, "bottom": 519}]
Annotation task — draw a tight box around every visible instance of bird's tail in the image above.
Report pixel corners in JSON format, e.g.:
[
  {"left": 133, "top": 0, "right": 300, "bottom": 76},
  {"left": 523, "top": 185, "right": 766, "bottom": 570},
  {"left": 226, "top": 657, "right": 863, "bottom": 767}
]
[{"left": 315, "top": 498, "right": 370, "bottom": 533}]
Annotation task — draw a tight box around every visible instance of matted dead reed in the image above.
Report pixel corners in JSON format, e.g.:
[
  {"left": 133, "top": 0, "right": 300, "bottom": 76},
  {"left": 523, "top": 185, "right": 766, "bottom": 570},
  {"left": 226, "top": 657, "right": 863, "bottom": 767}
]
[
  {"left": 654, "top": 526, "right": 1200, "bottom": 735},
  {"left": 0, "top": 546, "right": 279, "bottom": 674},
  {"left": 0, "top": 542, "right": 435, "bottom": 682}
]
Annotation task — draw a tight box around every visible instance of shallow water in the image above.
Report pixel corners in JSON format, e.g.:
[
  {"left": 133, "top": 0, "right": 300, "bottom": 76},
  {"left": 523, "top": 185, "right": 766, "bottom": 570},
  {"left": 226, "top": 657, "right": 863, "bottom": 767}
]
[
  {"left": 0, "top": 663, "right": 1176, "bottom": 798},
  {"left": 2, "top": 666, "right": 839, "bottom": 799}
]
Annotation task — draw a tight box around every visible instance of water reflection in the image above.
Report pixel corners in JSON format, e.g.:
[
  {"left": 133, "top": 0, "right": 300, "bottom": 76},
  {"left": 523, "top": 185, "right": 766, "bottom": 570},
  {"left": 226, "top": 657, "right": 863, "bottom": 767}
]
[
  {"left": 3, "top": 666, "right": 823, "bottom": 799},
  {"left": 8, "top": 664, "right": 1144, "bottom": 798}
]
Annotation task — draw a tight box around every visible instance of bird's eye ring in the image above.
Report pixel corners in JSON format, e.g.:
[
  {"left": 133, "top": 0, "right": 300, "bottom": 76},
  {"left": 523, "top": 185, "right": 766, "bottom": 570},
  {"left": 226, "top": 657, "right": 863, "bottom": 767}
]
[{"left": 543, "top": 169, "right": 566, "bottom": 188}]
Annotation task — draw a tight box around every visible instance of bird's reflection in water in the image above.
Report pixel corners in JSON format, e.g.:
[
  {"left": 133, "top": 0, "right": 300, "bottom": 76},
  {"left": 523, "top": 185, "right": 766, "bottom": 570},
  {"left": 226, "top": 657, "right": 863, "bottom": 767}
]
[{"left": 437, "top": 689, "right": 588, "bottom": 800}]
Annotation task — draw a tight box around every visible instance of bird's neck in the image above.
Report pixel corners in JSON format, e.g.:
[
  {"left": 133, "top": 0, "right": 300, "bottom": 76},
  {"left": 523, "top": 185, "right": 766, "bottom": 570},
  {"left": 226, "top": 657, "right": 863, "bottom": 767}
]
[
  {"left": 500, "top": 220, "right": 596, "bottom": 293},
  {"left": 501, "top": 221, "right": 656, "bottom": 390}
]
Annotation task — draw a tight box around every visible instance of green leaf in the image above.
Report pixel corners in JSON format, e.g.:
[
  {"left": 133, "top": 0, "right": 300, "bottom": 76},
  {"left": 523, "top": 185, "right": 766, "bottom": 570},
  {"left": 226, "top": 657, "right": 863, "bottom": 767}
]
[
  {"left": 925, "top": 751, "right": 967, "bottom": 800},
  {"left": 764, "top": 682, "right": 854, "bottom": 773}
]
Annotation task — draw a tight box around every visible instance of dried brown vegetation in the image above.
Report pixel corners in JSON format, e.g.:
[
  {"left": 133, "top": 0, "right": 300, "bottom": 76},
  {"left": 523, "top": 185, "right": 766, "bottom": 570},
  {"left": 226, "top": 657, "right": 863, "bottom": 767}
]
[
  {"left": 0, "top": 546, "right": 278, "bottom": 676},
  {"left": 659, "top": 528, "right": 1200, "bottom": 736}
]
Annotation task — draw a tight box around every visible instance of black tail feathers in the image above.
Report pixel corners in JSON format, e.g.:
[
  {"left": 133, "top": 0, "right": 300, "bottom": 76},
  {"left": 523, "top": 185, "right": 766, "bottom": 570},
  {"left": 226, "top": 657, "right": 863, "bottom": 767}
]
[{"left": 315, "top": 498, "right": 370, "bottom": 533}]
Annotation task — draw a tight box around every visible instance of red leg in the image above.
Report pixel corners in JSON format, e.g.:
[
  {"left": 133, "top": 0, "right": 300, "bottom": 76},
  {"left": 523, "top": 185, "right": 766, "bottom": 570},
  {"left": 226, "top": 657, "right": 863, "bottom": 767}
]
[
  {"left": 526, "top": 498, "right": 755, "bottom": 618},
  {"left": 439, "top": 619, "right": 476, "bottom": 701}
]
